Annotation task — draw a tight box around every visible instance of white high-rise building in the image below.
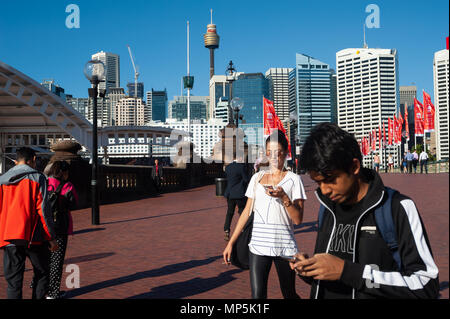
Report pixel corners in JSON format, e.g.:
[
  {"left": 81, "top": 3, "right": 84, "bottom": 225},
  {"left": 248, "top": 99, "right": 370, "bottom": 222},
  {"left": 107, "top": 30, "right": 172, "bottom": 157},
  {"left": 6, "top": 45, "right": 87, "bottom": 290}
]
[
  {"left": 336, "top": 48, "right": 400, "bottom": 168},
  {"left": 91, "top": 51, "right": 120, "bottom": 93},
  {"left": 116, "top": 97, "right": 146, "bottom": 126},
  {"left": 85, "top": 97, "right": 111, "bottom": 127},
  {"left": 265, "top": 68, "right": 293, "bottom": 121},
  {"left": 209, "top": 73, "right": 243, "bottom": 121},
  {"left": 107, "top": 87, "right": 126, "bottom": 126},
  {"left": 433, "top": 48, "right": 449, "bottom": 160}
]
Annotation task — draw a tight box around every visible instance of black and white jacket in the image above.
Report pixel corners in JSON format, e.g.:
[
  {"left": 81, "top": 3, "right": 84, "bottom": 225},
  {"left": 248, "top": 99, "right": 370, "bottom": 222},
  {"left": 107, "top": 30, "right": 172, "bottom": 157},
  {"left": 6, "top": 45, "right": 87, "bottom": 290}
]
[{"left": 304, "top": 168, "right": 440, "bottom": 299}]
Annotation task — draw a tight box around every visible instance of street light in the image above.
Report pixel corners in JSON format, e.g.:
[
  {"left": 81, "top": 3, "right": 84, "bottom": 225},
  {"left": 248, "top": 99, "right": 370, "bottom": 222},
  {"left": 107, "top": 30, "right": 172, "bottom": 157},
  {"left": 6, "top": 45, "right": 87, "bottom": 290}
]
[
  {"left": 226, "top": 61, "right": 237, "bottom": 125},
  {"left": 231, "top": 97, "right": 244, "bottom": 128},
  {"left": 84, "top": 59, "right": 105, "bottom": 225}
]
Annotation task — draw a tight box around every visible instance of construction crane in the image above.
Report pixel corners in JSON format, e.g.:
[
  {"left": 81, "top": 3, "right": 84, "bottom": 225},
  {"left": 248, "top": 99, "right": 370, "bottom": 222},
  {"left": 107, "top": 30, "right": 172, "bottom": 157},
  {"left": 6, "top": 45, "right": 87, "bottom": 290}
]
[{"left": 127, "top": 45, "right": 139, "bottom": 98}]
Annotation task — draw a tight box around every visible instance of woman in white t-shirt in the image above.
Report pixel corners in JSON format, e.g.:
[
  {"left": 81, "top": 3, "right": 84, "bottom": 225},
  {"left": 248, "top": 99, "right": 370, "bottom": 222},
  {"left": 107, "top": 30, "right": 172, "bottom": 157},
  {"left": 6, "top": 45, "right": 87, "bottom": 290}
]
[{"left": 223, "top": 130, "right": 306, "bottom": 299}]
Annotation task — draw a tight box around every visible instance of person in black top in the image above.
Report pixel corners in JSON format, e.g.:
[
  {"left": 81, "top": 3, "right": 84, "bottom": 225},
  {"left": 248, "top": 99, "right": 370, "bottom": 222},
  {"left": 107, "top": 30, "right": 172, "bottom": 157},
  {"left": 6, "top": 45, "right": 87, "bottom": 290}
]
[
  {"left": 223, "top": 154, "right": 250, "bottom": 241},
  {"left": 290, "top": 123, "right": 439, "bottom": 299}
]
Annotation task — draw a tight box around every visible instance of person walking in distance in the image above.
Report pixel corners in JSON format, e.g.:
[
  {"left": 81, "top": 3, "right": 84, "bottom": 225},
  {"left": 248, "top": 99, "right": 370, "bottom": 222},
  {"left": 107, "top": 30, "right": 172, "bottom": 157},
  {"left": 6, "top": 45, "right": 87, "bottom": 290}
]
[
  {"left": 45, "top": 161, "right": 78, "bottom": 299},
  {"left": 405, "top": 150, "right": 414, "bottom": 174},
  {"left": 223, "top": 130, "right": 306, "bottom": 299},
  {"left": 151, "top": 159, "right": 164, "bottom": 192},
  {"left": 0, "top": 147, "right": 58, "bottom": 299},
  {"left": 290, "top": 123, "right": 439, "bottom": 299},
  {"left": 419, "top": 150, "right": 429, "bottom": 174},
  {"left": 412, "top": 150, "right": 419, "bottom": 174},
  {"left": 387, "top": 154, "right": 394, "bottom": 173},
  {"left": 223, "top": 154, "right": 250, "bottom": 241},
  {"left": 373, "top": 153, "right": 380, "bottom": 173}
]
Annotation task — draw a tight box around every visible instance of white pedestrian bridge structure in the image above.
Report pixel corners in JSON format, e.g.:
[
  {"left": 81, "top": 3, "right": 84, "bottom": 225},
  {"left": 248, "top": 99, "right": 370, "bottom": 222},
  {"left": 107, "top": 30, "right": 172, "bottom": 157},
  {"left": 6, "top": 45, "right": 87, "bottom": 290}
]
[{"left": 0, "top": 61, "right": 188, "bottom": 174}]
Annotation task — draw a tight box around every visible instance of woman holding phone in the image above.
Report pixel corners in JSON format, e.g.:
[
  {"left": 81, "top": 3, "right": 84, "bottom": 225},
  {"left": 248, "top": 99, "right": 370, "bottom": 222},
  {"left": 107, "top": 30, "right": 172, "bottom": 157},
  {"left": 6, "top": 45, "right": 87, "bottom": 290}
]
[{"left": 223, "top": 130, "right": 306, "bottom": 299}]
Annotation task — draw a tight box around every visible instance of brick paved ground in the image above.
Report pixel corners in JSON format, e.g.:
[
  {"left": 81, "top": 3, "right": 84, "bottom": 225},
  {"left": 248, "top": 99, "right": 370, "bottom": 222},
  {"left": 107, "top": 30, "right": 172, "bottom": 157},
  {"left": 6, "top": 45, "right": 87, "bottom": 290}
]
[{"left": 0, "top": 173, "right": 448, "bottom": 299}]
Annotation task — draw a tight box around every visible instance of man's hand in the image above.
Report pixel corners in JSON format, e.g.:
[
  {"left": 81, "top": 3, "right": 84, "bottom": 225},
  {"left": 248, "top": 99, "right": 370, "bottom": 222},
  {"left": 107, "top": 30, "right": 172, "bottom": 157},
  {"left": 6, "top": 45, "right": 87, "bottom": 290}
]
[
  {"left": 291, "top": 253, "right": 345, "bottom": 281},
  {"left": 289, "top": 252, "right": 309, "bottom": 272},
  {"left": 49, "top": 240, "right": 59, "bottom": 252}
]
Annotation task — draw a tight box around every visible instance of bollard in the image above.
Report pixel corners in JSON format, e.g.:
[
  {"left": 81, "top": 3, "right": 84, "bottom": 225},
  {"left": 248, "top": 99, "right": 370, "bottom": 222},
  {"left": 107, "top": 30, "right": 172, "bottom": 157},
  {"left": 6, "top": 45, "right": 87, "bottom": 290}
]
[{"left": 215, "top": 178, "right": 227, "bottom": 197}]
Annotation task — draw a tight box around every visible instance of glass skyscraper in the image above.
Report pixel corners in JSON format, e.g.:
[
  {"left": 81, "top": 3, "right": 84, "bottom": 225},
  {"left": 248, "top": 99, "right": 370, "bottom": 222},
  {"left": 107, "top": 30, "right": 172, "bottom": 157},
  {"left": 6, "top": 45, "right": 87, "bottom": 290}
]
[
  {"left": 168, "top": 96, "right": 209, "bottom": 121},
  {"left": 289, "top": 53, "right": 337, "bottom": 145},
  {"left": 233, "top": 73, "right": 269, "bottom": 146},
  {"left": 146, "top": 89, "right": 167, "bottom": 122},
  {"left": 127, "top": 82, "right": 144, "bottom": 100}
]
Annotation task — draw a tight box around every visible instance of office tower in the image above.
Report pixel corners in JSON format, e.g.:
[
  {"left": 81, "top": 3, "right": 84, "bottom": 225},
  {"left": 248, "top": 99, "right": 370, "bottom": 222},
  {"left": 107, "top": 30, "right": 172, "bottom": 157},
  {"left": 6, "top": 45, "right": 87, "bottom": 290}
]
[
  {"left": 85, "top": 97, "right": 111, "bottom": 127},
  {"left": 336, "top": 48, "right": 400, "bottom": 167},
  {"left": 108, "top": 87, "right": 126, "bottom": 125},
  {"left": 68, "top": 97, "right": 89, "bottom": 119},
  {"left": 288, "top": 53, "right": 337, "bottom": 145},
  {"left": 91, "top": 51, "right": 120, "bottom": 93},
  {"left": 233, "top": 73, "right": 270, "bottom": 146},
  {"left": 116, "top": 97, "right": 146, "bottom": 126},
  {"left": 215, "top": 97, "right": 230, "bottom": 122},
  {"left": 168, "top": 95, "right": 209, "bottom": 121},
  {"left": 400, "top": 85, "right": 417, "bottom": 149},
  {"left": 434, "top": 48, "right": 449, "bottom": 160},
  {"left": 265, "top": 68, "right": 293, "bottom": 121},
  {"left": 41, "top": 79, "right": 66, "bottom": 100},
  {"left": 127, "top": 82, "right": 144, "bottom": 100},
  {"left": 146, "top": 89, "right": 168, "bottom": 123},
  {"left": 209, "top": 75, "right": 231, "bottom": 120}
]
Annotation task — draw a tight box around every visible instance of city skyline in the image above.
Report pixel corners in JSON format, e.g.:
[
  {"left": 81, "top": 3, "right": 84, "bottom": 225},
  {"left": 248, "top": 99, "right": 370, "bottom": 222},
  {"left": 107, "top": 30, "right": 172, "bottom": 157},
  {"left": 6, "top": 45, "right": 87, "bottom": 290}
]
[{"left": 0, "top": 0, "right": 448, "bottom": 104}]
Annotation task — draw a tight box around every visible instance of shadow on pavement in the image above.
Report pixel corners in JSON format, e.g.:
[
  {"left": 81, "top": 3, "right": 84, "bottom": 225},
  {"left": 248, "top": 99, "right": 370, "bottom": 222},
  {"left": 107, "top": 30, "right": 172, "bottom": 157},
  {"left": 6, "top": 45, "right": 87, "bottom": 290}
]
[
  {"left": 294, "top": 221, "right": 318, "bottom": 234},
  {"left": 64, "top": 252, "right": 115, "bottom": 265},
  {"left": 100, "top": 205, "right": 227, "bottom": 226},
  {"left": 73, "top": 227, "right": 106, "bottom": 235},
  {"left": 127, "top": 269, "right": 242, "bottom": 299},
  {"left": 65, "top": 255, "right": 222, "bottom": 298}
]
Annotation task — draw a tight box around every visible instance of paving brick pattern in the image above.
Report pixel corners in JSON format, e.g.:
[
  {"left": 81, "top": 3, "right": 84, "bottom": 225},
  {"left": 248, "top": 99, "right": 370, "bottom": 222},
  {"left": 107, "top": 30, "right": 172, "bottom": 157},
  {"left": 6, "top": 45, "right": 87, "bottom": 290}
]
[{"left": 0, "top": 173, "right": 448, "bottom": 299}]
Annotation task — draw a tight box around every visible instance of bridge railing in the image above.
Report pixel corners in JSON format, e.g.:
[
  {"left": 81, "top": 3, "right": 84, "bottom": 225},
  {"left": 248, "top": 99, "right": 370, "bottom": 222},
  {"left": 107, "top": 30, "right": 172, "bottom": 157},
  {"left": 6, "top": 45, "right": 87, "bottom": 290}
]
[{"left": 382, "top": 160, "right": 449, "bottom": 174}]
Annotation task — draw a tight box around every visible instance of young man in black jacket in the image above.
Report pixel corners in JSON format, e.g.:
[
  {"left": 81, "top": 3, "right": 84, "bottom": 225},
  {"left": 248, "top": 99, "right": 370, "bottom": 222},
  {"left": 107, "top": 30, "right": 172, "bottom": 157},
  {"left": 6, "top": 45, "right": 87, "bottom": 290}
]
[{"left": 290, "top": 123, "right": 439, "bottom": 299}]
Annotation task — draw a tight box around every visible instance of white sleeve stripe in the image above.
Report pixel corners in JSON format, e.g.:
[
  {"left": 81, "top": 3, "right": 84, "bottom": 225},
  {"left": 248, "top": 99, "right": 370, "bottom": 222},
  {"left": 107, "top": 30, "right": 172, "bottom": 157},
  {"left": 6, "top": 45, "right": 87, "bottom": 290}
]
[{"left": 362, "top": 199, "right": 438, "bottom": 290}]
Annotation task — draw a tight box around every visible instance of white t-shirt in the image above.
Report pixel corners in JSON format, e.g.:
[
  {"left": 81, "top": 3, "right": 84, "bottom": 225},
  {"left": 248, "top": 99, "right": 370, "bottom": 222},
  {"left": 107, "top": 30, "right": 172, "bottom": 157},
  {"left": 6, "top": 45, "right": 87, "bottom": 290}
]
[{"left": 245, "top": 171, "right": 307, "bottom": 258}]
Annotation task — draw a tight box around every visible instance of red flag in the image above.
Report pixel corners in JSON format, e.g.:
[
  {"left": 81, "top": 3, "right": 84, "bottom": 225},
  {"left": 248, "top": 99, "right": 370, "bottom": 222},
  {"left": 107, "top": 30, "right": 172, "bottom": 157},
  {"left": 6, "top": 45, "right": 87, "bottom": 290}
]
[
  {"left": 263, "top": 97, "right": 292, "bottom": 159},
  {"left": 363, "top": 137, "right": 369, "bottom": 155},
  {"left": 393, "top": 115, "right": 398, "bottom": 145},
  {"left": 404, "top": 103, "right": 409, "bottom": 141},
  {"left": 414, "top": 98, "right": 424, "bottom": 136},
  {"left": 372, "top": 130, "right": 376, "bottom": 151},
  {"left": 423, "top": 91, "right": 435, "bottom": 133},
  {"left": 378, "top": 125, "right": 382, "bottom": 150},
  {"left": 388, "top": 118, "right": 394, "bottom": 145},
  {"left": 383, "top": 122, "right": 386, "bottom": 145}
]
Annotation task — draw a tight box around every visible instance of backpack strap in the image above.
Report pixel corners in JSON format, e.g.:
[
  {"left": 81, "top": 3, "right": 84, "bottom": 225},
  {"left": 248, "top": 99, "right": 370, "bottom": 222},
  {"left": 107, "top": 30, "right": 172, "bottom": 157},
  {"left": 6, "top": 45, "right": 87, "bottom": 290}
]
[
  {"left": 318, "top": 204, "right": 326, "bottom": 230},
  {"left": 374, "top": 187, "right": 402, "bottom": 271},
  {"left": 55, "top": 181, "right": 65, "bottom": 195}
]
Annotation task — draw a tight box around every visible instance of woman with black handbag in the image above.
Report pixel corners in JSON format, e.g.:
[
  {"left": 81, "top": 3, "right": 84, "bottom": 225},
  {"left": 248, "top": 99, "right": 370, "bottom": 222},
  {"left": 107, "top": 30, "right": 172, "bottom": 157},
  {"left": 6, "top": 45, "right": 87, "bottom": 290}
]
[{"left": 223, "top": 130, "right": 306, "bottom": 299}]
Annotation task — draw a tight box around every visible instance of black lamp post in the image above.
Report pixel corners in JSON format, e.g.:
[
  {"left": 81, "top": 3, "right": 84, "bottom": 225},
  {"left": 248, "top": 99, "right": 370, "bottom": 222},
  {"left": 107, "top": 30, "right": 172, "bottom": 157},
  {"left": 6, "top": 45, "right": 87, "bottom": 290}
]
[
  {"left": 84, "top": 60, "right": 105, "bottom": 225},
  {"left": 231, "top": 97, "right": 244, "bottom": 128}
]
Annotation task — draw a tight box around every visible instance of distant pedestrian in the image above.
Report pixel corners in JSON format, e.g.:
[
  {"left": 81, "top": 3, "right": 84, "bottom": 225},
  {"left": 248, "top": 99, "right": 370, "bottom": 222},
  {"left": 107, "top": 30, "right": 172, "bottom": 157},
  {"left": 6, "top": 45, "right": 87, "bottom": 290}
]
[
  {"left": 373, "top": 153, "right": 380, "bottom": 173},
  {"left": 419, "top": 150, "right": 429, "bottom": 174},
  {"left": 412, "top": 151, "right": 419, "bottom": 174},
  {"left": 0, "top": 147, "right": 58, "bottom": 299},
  {"left": 387, "top": 154, "right": 394, "bottom": 173},
  {"left": 402, "top": 153, "right": 408, "bottom": 173},
  {"left": 223, "top": 130, "right": 306, "bottom": 299},
  {"left": 405, "top": 150, "right": 414, "bottom": 174},
  {"left": 45, "top": 161, "right": 78, "bottom": 299},
  {"left": 223, "top": 155, "right": 250, "bottom": 241},
  {"left": 151, "top": 159, "right": 164, "bottom": 192}
]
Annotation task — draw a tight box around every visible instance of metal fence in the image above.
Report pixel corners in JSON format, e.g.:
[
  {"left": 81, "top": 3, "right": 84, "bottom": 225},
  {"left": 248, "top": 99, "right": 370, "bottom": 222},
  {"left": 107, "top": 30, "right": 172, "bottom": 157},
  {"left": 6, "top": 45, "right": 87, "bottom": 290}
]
[{"left": 382, "top": 160, "right": 449, "bottom": 174}]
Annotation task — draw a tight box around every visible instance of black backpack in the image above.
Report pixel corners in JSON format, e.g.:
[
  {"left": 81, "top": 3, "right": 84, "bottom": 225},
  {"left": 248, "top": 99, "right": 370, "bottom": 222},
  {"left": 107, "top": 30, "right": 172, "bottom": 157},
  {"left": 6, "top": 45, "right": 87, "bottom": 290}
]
[{"left": 48, "top": 181, "right": 70, "bottom": 235}]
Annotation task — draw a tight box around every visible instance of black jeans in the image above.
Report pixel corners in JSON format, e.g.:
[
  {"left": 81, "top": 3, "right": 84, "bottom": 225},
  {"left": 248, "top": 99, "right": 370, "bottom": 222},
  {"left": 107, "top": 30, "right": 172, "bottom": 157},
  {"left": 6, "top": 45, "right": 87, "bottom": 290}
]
[
  {"left": 224, "top": 197, "right": 247, "bottom": 232},
  {"left": 3, "top": 244, "right": 50, "bottom": 299},
  {"left": 407, "top": 161, "right": 413, "bottom": 173},
  {"left": 420, "top": 160, "right": 428, "bottom": 173},
  {"left": 249, "top": 251, "right": 300, "bottom": 299}
]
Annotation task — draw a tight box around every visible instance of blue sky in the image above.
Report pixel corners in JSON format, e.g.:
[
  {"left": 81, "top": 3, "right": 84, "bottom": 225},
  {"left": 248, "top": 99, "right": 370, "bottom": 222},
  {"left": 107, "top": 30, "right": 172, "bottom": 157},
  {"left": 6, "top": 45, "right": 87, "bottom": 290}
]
[{"left": 0, "top": 0, "right": 448, "bottom": 102}]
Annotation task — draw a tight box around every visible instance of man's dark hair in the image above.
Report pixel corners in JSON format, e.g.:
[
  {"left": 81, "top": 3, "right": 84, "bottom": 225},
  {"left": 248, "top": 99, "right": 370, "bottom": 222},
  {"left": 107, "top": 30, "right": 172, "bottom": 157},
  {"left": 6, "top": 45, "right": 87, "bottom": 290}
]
[
  {"left": 299, "top": 123, "right": 362, "bottom": 176},
  {"left": 265, "top": 129, "right": 289, "bottom": 152},
  {"left": 16, "top": 147, "right": 36, "bottom": 163}
]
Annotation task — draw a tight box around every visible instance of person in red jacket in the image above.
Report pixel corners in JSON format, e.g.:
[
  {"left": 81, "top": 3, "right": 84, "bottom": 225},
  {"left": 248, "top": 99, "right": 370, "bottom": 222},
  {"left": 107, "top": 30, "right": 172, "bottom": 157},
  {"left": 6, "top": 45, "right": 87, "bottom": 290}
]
[{"left": 0, "top": 147, "right": 58, "bottom": 299}]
